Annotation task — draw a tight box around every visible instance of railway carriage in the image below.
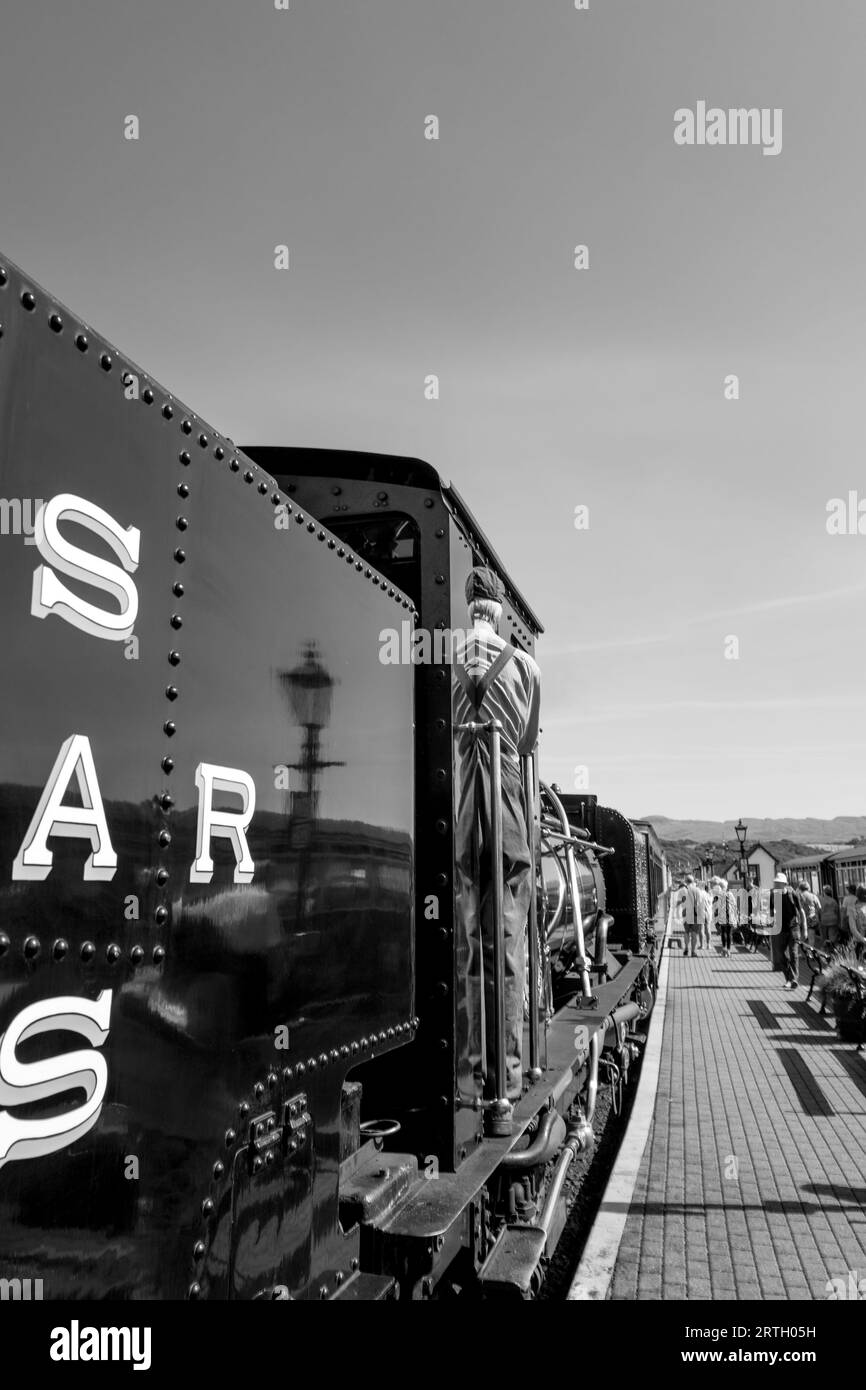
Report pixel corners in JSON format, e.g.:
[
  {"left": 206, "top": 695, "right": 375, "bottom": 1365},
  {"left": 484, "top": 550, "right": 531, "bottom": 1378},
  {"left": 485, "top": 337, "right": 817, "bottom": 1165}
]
[{"left": 827, "top": 846, "right": 866, "bottom": 900}]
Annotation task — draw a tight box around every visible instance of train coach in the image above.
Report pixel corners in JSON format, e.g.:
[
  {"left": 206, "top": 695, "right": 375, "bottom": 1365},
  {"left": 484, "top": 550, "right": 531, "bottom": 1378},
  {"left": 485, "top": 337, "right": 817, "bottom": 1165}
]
[
  {"left": 782, "top": 847, "right": 866, "bottom": 900},
  {"left": 0, "top": 254, "right": 659, "bottom": 1301}
]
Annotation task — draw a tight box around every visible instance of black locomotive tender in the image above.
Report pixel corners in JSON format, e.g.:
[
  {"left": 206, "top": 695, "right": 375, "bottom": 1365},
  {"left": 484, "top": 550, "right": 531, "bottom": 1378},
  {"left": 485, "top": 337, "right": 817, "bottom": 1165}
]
[{"left": 0, "top": 255, "right": 662, "bottom": 1300}]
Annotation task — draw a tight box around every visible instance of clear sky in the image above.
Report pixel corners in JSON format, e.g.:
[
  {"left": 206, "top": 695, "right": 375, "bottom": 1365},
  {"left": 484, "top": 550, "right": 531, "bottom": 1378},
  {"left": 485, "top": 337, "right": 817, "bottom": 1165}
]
[{"left": 1, "top": 1, "right": 864, "bottom": 819}]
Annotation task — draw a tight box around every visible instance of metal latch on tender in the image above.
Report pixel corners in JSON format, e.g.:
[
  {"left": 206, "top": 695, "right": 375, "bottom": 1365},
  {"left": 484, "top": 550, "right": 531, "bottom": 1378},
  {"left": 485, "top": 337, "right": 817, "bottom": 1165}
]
[
  {"left": 246, "top": 1091, "right": 311, "bottom": 1173},
  {"left": 284, "top": 1092, "right": 312, "bottom": 1153},
  {"left": 247, "top": 1110, "right": 282, "bottom": 1173}
]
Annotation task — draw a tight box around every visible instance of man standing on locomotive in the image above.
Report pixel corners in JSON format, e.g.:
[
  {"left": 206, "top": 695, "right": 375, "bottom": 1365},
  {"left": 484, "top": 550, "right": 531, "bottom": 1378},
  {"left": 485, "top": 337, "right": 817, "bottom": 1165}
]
[{"left": 453, "top": 567, "right": 541, "bottom": 1136}]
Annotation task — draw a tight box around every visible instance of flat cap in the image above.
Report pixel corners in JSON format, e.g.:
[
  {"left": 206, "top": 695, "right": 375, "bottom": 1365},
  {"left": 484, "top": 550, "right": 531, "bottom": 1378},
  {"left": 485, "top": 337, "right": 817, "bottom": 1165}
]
[{"left": 465, "top": 566, "right": 503, "bottom": 604}]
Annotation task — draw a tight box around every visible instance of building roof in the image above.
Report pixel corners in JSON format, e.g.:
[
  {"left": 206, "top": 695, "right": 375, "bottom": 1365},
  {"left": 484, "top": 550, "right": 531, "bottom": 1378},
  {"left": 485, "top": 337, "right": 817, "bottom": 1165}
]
[
  {"left": 782, "top": 851, "right": 834, "bottom": 869},
  {"left": 829, "top": 844, "right": 866, "bottom": 864},
  {"left": 721, "top": 842, "right": 778, "bottom": 874}
]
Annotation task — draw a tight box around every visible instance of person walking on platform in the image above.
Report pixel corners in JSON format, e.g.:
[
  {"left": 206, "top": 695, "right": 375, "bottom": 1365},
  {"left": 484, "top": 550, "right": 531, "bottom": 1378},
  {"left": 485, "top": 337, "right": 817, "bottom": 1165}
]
[
  {"left": 852, "top": 886, "right": 866, "bottom": 957},
  {"left": 670, "top": 878, "right": 689, "bottom": 952},
  {"left": 797, "top": 879, "right": 823, "bottom": 947},
  {"left": 819, "top": 885, "right": 842, "bottom": 949},
  {"left": 841, "top": 882, "right": 859, "bottom": 940},
  {"left": 681, "top": 874, "right": 709, "bottom": 957},
  {"left": 453, "top": 566, "right": 541, "bottom": 1135},
  {"left": 713, "top": 876, "right": 738, "bottom": 956},
  {"left": 769, "top": 872, "right": 806, "bottom": 989},
  {"left": 698, "top": 878, "right": 713, "bottom": 949}
]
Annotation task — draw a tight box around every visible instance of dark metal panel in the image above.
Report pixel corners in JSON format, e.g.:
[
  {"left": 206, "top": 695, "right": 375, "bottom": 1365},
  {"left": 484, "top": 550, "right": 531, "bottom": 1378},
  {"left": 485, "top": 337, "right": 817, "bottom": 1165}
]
[
  {"left": 562, "top": 795, "right": 643, "bottom": 951},
  {"left": 0, "top": 258, "right": 181, "bottom": 1298},
  {"left": 0, "top": 255, "right": 415, "bottom": 1300},
  {"left": 249, "top": 464, "right": 468, "bottom": 1170},
  {"left": 169, "top": 449, "right": 416, "bottom": 1299}
]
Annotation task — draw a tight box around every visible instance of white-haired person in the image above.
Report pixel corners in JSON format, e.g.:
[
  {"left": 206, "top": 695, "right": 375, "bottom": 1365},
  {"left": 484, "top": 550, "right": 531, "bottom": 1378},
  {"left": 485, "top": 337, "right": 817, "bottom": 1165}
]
[
  {"left": 695, "top": 877, "right": 712, "bottom": 949},
  {"left": 681, "top": 874, "right": 710, "bottom": 957},
  {"left": 712, "top": 876, "right": 738, "bottom": 957}
]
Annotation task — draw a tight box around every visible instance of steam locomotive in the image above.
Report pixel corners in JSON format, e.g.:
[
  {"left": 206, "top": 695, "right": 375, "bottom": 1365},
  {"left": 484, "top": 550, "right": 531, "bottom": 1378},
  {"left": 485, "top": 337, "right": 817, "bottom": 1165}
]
[{"left": 0, "top": 253, "right": 663, "bottom": 1301}]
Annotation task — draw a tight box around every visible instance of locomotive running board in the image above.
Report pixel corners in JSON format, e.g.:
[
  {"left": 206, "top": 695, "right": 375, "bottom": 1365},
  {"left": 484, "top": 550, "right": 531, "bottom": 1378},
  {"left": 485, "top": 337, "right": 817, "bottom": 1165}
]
[{"left": 381, "top": 954, "right": 651, "bottom": 1241}]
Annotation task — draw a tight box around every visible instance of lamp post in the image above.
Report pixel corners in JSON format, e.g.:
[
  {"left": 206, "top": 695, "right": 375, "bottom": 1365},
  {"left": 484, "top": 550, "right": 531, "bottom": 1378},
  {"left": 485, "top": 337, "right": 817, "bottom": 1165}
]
[
  {"left": 734, "top": 818, "right": 752, "bottom": 949},
  {"left": 734, "top": 819, "right": 748, "bottom": 884}
]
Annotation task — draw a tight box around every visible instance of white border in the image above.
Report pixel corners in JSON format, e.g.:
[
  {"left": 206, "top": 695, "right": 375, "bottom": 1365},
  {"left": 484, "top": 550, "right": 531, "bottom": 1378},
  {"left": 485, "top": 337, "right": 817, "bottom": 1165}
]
[{"left": 567, "top": 910, "right": 674, "bottom": 1300}]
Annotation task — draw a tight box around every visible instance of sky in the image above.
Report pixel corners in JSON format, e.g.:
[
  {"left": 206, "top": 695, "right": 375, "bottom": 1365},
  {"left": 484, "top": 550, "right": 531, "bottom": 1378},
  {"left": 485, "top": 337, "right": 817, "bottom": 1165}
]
[{"left": 1, "top": 0, "right": 864, "bottom": 819}]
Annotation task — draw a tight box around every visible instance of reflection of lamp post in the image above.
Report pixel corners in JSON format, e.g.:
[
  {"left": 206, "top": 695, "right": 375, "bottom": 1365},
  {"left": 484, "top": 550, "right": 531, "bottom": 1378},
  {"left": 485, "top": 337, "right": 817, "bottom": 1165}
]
[
  {"left": 279, "top": 645, "right": 344, "bottom": 922},
  {"left": 280, "top": 645, "right": 338, "bottom": 824}
]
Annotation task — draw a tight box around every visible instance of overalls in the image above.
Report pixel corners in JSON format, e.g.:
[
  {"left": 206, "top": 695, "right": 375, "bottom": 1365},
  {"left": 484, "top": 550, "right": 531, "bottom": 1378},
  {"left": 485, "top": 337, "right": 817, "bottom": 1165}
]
[{"left": 453, "top": 645, "right": 531, "bottom": 1103}]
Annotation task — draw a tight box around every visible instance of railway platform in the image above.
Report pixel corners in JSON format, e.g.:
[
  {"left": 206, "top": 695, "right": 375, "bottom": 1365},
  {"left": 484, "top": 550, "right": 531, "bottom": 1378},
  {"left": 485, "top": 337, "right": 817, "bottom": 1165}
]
[{"left": 571, "top": 930, "right": 866, "bottom": 1301}]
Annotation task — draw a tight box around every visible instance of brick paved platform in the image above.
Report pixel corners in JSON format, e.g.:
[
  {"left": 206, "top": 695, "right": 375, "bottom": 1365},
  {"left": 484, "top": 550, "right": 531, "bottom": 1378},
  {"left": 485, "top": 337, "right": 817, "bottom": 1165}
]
[{"left": 608, "top": 940, "right": 866, "bottom": 1301}]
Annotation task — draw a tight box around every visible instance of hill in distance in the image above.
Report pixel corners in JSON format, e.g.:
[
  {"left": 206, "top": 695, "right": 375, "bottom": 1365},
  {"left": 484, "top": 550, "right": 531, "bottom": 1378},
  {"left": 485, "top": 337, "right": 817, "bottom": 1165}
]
[{"left": 640, "top": 815, "right": 866, "bottom": 845}]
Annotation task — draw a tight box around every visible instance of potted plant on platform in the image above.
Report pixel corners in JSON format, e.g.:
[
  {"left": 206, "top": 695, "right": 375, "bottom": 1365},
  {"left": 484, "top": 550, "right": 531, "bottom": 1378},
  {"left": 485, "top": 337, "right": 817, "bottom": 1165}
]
[{"left": 819, "top": 945, "right": 866, "bottom": 1042}]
